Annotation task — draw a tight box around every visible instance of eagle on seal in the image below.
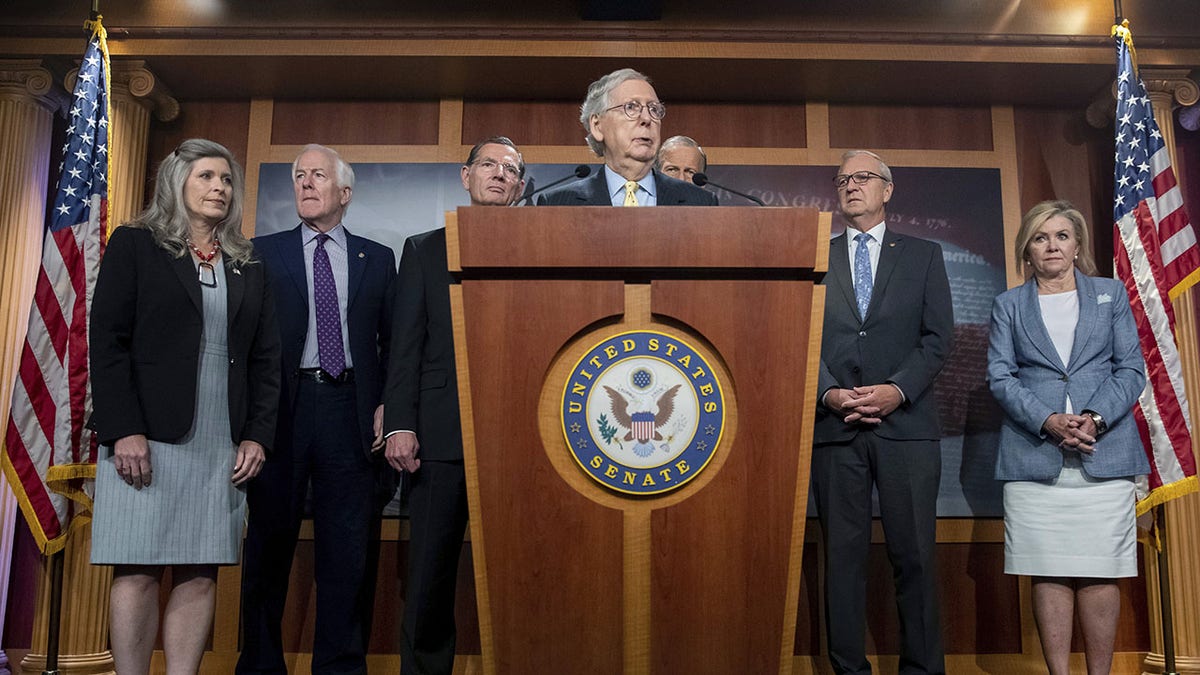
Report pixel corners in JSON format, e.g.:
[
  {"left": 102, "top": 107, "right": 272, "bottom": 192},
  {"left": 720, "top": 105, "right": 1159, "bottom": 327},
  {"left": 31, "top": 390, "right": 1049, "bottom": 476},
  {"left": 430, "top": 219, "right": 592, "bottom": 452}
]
[{"left": 603, "top": 384, "right": 681, "bottom": 457}]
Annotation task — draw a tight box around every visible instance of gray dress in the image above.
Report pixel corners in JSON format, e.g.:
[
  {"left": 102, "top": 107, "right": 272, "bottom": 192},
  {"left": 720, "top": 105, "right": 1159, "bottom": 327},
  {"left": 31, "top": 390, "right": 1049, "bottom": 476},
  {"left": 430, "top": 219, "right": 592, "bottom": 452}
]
[{"left": 91, "top": 260, "right": 247, "bottom": 565}]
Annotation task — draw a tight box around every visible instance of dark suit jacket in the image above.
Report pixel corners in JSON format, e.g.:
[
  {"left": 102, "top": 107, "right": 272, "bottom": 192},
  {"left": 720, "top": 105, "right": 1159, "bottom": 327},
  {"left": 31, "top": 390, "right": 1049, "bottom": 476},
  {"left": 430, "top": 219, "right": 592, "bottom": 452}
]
[
  {"left": 383, "top": 228, "right": 463, "bottom": 461},
  {"left": 814, "top": 228, "right": 954, "bottom": 444},
  {"left": 535, "top": 168, "right": 719, "bottom": 206},
  {"left": 89, "top": 226, "right": 281, "bottom": 449},
  {"left": 254, "top": 225, "right": 395, "bottom": 457}
]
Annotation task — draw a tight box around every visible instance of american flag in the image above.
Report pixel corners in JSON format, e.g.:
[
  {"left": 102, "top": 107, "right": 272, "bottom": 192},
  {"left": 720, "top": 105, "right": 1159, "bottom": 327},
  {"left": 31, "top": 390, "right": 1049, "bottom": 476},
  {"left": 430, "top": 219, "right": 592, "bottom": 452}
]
[
  {"left": 1, "top": 17, "right": 109, "bottom": 554},
  {"left": 1111, "top": 21, "right": 1200, "bottom": 514}
]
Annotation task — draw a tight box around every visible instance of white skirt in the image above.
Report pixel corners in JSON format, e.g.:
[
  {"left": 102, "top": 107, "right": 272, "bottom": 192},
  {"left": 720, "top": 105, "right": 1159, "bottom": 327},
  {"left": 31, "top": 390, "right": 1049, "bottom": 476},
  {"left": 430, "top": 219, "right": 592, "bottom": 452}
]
[{"left": 1003, "top": 453, "right": 1137, "bottom": 578}]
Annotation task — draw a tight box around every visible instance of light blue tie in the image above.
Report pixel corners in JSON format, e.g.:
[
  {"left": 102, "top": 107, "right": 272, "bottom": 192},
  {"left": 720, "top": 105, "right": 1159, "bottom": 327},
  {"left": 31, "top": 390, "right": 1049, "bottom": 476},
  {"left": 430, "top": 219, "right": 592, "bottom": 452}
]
[{"left": 853, "top": 232, "right": 873, "bottom": 319}]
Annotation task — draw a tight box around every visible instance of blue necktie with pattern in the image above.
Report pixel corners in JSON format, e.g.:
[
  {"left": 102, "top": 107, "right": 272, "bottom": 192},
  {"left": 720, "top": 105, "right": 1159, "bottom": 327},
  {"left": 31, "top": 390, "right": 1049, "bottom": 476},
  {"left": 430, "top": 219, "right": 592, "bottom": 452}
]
[
  {"left": 853, "top": 232, "right": 873, "bottom": 319},
  {"left": 313, "top": 233, "right": 345, "bottom": 377}
]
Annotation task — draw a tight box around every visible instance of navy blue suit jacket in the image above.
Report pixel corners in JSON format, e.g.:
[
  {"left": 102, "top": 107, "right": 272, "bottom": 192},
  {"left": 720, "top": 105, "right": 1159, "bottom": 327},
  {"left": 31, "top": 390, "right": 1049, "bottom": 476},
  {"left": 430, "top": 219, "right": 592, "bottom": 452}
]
[
  {"left": 254, "top": 225, "right": 396, "bottom": 457},
  {"left": 814, "top": 228, "right": 954, "bottom": 444},
  {"left": 987, "top": 270, "right": 1148, "bottom": 480},
  {"left": 535, "top": 168, "right": 718, "bottom": 206}
]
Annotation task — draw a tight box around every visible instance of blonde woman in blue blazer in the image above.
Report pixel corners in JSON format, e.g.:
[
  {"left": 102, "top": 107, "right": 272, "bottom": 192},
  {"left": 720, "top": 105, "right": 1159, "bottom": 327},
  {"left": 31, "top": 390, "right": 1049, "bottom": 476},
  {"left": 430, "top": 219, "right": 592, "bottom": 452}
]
[{"left": 987, "top": 200, "right": 1147, "bottom": 675}]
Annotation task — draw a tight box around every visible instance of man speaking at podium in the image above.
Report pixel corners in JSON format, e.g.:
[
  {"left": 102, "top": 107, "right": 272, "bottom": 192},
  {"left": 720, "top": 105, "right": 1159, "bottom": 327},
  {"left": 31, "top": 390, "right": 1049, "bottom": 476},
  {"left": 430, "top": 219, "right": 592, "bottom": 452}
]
[
  {"left": 383, "top": 137, "right": 526, "bottom": 675},
  {"left": 536, "top": 68, "right": 717, "bottom": 207}
]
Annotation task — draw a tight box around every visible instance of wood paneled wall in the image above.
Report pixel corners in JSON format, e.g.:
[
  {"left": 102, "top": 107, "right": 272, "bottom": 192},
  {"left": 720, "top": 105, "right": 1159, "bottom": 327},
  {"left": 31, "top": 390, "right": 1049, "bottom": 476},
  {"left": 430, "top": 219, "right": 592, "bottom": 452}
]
[{"left": 128, "top": 93, "right": 1144, "bottom": 672}]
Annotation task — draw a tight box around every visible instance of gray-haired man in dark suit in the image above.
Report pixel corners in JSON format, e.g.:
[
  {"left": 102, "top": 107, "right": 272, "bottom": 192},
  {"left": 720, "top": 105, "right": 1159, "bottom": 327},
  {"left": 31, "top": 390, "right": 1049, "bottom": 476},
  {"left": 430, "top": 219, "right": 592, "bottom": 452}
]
[{"left": 813, "top": 150, "right": 954, "bottom": 675}]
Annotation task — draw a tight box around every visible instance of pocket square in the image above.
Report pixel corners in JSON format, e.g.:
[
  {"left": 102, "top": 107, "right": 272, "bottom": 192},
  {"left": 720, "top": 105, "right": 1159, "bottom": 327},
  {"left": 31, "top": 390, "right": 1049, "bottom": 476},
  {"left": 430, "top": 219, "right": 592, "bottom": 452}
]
[{"left": 1097, "top": 293, "right": 1111, "bottom": 304}]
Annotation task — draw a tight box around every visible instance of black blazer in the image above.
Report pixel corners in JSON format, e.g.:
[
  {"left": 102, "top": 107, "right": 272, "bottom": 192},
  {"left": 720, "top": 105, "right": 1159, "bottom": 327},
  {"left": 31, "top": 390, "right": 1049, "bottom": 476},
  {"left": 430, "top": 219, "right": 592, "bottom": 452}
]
[
  {"left": 383, "top": 228, "right": 463, "bottom": 461},
  {"left": 814, "top": 228, "right": 954, "bottom": 444},
  {"left": 253, "top": 225, "right": 395, "bottom": 457},
  {"left": 89, "top": 226, "right": 281, "bottom": 449},
  {"left": 535, "top": 168, "right": 719, "bottom": 206}
]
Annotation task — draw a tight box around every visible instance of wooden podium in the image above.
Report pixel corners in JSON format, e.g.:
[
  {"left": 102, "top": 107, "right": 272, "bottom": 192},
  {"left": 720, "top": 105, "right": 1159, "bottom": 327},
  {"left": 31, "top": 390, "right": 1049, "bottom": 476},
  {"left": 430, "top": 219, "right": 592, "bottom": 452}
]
[{"left": 447, "top": 205, "right": 830, "bottom": 675}]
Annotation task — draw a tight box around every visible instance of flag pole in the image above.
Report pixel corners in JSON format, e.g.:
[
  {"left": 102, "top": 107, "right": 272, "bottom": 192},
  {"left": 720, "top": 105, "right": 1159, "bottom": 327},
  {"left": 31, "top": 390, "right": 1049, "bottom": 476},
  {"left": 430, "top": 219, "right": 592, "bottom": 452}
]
[
  {"left": 1155, "top": 505, "right": 1180, "bottom": 675},
  {"left": 39, "top": 5, "right": 99, "bottom": 670},
  {"left": 40, "top": 550, "right": 63, "bottom": 675}
]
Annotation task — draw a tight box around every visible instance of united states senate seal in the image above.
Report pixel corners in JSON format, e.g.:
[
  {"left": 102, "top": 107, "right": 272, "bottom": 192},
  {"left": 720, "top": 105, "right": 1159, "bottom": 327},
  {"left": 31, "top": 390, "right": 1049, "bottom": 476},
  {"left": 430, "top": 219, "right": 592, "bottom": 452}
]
[{"left": 561, "top": 330, "right": 725, "bottom": 495}]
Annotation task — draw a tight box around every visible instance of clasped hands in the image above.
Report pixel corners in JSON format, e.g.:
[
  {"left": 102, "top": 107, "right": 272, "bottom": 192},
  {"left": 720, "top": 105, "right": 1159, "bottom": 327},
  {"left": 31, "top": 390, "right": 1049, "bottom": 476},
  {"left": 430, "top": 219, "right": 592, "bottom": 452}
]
[
  {"left": 825, "top": 384, "right": 903, "bottom": 425},
  {"left": 1042, "top": 412, "right": 1098, "bottom": 453}
]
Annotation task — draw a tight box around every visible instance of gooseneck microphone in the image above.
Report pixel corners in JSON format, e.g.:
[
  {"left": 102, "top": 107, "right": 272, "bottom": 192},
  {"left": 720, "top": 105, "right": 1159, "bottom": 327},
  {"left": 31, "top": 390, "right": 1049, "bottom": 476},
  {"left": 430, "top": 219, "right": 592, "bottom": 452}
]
[
  {"left": 691, "top": 173, "right": 765, "bottom": 206},
  {"left": 513, "top": 165, "right": 592, "bottom": 205}
]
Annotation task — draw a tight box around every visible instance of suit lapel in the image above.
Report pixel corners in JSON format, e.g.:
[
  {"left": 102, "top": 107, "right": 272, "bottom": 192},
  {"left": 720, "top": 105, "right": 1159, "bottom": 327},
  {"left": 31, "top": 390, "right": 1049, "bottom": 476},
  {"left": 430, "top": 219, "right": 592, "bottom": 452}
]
[
  {"left": 828, "top": 233, "right": 859, "bottom": 319},
  {"left": 585, "top": 170, "right": 610, "bottom": 205},
  {"left": 868, "top": 230, "right": 904, "bottom": 320},
  {"left": 223, "top": 255, "right": 245, "bottom": 327},
  {"left": 653, "top": 170, "right": 684, "bottom": 205},
  {"left": 169, "top": 253, "right": 203, "bottom": 314},
  {"left": 281, "top": 225, "right": 310, "bottom": 303},
  {"left": 1068, "top": 270, "right": 1097, "bottom": 370},
  {"left": 1017, "top": 278, "right": 1067, "bottom": 371},
  {"left": 345, "top": 229, "right": 367, "bottom": 312}
]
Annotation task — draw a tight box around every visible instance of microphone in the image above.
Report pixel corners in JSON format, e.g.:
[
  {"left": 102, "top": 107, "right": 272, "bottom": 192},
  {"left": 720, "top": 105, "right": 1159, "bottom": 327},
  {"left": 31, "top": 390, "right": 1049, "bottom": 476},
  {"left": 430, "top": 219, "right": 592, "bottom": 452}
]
[
  {"left": 513, "top": 165, "right": 591, "bottom": 205},
  {"left": 691, "top": 173, "right": 765, "bottom": 206}
]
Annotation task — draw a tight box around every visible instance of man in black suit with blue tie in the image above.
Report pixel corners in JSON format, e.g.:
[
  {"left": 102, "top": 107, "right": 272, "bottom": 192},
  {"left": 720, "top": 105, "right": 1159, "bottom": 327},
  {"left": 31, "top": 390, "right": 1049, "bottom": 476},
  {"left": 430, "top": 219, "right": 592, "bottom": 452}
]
[
  {"left": 536, "top": 68, "right": 717, "bottom": 207},
  {"left": 813, "top": 150, "right": 954, "bottom": 675},
  {"left": 238, "top": 144, "right": 396, "bottom": 675},
  {"left": 383, "top": 137, "right": 526, "bottom": 675}
]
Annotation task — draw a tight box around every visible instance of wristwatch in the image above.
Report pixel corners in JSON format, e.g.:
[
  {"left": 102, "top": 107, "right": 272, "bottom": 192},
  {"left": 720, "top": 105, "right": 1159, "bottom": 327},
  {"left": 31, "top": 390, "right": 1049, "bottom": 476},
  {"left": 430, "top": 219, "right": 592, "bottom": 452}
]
[{"left": 1082, "top": 409, "right": 1107, "bottom": 435}]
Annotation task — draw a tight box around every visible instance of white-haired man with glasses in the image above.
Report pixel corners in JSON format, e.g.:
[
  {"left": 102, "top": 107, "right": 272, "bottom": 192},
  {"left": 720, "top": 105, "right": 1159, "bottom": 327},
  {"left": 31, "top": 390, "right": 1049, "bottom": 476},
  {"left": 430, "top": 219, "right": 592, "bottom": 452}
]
[
  {"left": 812, "top": 150, "right": 953, "bottom": 675},
  {"left": 536, "top": 68, "right": 717, "bottom": 206}
]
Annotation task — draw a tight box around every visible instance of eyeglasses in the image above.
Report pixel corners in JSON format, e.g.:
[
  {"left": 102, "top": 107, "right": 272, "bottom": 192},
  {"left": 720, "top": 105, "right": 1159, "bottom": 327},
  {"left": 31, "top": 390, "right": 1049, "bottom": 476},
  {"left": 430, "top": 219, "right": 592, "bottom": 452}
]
[
  {"left": 471, "top": 158, "right": 522, "bottom": 181},
  {"left": 833, "top": 171, "right": 888, "bottom": 189},
  {"left": 604, "top": 100, "right": 667, "bottom": 121}
]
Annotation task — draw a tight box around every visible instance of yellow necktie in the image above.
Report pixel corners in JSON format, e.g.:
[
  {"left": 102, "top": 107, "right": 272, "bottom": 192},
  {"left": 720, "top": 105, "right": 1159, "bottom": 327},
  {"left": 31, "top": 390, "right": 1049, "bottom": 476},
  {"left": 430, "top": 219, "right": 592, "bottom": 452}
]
[{"left": 623, "top": 180, "right": 639, "bottom": 207}]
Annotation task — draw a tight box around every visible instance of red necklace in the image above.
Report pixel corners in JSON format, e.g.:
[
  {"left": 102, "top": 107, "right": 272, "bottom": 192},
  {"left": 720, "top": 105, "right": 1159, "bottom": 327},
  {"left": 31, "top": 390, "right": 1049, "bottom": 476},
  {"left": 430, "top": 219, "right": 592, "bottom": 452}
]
[{"left": 188, "top": 237, "right": 221, "bottom": 287}]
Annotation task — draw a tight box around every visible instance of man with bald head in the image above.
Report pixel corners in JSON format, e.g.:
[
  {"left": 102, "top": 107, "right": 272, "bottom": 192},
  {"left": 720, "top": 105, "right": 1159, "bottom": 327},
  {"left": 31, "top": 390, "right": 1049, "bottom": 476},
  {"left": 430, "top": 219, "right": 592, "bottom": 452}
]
[
  {"left": 655, "top": 135, "right": 707, "bottom": 184},
  {"left": 536, "top": 68, "right": 716, "bottom": 206},
  {"left": 239, "top": 144, "right": 396, "bottom": 675}
]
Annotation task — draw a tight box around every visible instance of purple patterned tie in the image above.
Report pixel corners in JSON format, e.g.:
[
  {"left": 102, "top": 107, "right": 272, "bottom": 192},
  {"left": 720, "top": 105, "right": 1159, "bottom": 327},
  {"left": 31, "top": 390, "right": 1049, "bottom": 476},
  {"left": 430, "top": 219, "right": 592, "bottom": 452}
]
[{"left": 313, "top": 233, "right": 345, "bottom": 378}]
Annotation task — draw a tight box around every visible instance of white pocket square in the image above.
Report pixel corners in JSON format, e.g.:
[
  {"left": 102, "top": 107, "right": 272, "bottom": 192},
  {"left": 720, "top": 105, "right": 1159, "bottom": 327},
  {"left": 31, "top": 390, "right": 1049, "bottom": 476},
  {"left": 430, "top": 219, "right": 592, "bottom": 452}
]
[{"left": 1097, "top": 293, "right": 1111, "bottom": 304}]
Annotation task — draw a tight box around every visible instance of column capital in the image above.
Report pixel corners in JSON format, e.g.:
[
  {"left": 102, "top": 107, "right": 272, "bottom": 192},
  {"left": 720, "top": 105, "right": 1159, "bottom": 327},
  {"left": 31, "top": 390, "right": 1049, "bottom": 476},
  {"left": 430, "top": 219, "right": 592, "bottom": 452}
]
[
  {"left": 66, "top": 59, "right": 180, "bottom": 122},
  {"left": 1085, "top": 71, "right": 1199, "bottom": 129},
  {"left": 0, "top": 59, "right": 66, "bottom": 111},
  {"left": 1139, "top": 69, "right": 1200, "bottom": 109}
]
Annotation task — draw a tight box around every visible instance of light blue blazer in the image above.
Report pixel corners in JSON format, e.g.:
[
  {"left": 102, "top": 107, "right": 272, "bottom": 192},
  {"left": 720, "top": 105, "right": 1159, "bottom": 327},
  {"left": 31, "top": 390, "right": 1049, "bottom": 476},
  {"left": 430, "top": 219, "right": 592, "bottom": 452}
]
[{"left": 987, "top": 270, "right": 1148, "bottom": 481}]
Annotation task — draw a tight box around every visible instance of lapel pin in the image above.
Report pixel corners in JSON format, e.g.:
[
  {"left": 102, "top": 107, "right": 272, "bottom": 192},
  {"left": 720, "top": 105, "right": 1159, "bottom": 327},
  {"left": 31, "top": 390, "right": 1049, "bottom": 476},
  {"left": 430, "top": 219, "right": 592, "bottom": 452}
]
[
  {"left": 233, "top": 267, "right": 241, "bottom": 275},
  {"left": 889, "top": 242, "right": 896, "bottom": 247},
  {"left": 358, "top": 252, "right": 365, "bottom": 258}
]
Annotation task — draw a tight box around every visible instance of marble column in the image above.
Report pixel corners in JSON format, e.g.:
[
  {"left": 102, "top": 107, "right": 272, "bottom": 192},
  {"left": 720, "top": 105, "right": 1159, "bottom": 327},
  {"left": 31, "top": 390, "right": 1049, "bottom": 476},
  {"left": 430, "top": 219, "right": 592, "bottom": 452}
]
[
  {"left": 20, "top": 60, "right": 178, "bottom": 675},
  {"left": 1139, "top": 70, "right": 1200, "bottom": 675},
  {"left": 0, "top": 59, "right": 62, "bottom": 675}
]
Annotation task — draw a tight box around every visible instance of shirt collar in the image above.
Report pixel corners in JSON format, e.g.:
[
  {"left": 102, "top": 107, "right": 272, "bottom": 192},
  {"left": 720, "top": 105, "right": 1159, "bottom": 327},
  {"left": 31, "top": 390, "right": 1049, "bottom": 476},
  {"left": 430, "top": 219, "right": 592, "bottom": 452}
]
[
  {"left": 302, "top": 222, "right": 347, "bottom": 250},
  {"left": 850, "top": 221, "right": 887, "bottom": 244},
  {"left": 603, "top": 165, "right": 656, "bottom": 201}
]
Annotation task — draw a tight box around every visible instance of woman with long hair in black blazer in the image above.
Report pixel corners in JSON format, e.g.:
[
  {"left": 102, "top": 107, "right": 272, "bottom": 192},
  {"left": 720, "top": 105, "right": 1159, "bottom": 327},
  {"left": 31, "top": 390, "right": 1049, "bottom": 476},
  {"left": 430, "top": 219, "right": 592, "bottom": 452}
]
[{"left": 89, "top": 138, "right": 280, "bottom": 675}]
